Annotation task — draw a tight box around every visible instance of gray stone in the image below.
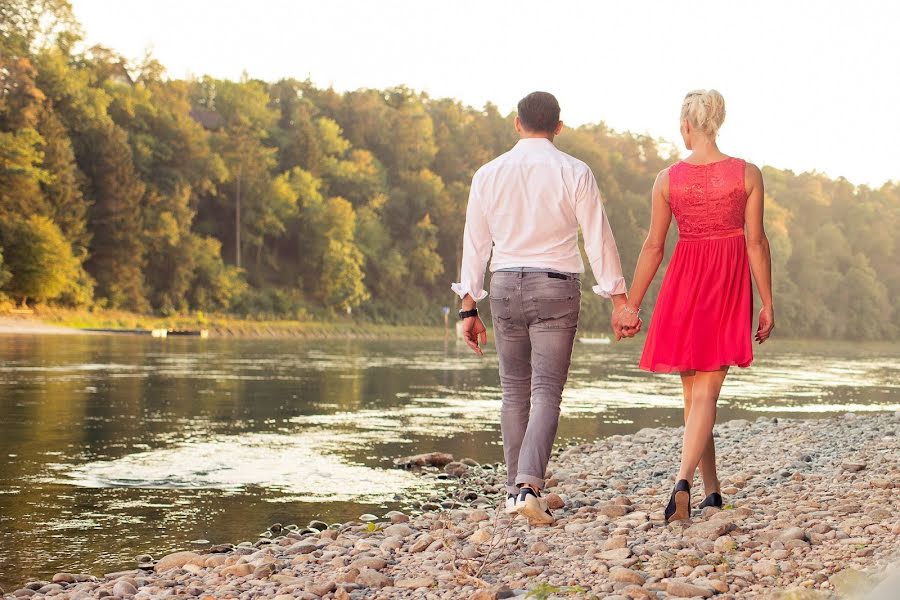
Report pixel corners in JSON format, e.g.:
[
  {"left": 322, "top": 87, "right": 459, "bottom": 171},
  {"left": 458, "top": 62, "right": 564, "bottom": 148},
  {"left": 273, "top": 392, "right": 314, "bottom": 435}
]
[
  {"left": 666, "top": 581, "right": 714, "bottom": 598},
  {"left": 112, "top": 580, "right": 138, "bottom": 597},
  {"left": 355, "top": 568, "right": 392, "bottom": 589}
]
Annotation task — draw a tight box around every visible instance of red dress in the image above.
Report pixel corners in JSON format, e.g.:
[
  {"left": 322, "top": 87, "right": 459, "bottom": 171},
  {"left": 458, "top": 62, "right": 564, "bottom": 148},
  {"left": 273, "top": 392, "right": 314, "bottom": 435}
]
[{"left": 639, "top": 157, "right": 753, "bottom": 373}]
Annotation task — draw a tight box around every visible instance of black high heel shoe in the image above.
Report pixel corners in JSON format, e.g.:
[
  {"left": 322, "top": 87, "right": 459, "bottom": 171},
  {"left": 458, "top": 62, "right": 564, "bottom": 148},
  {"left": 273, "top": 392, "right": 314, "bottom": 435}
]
[
  {"left": 698, "top": 492, "right": 723, "bottom": 509},
  {"left": 664, "top": 479, "right": 692, "bottom": 522}
]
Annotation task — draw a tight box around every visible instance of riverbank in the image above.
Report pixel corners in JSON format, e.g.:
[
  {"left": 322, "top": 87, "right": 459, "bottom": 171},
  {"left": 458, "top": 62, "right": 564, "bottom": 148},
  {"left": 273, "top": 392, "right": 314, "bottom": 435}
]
[
  {"left": 0, "top": 310, "right": 448, "bottom": 339},
  {"left": 4, "top": 413, "right": 897, "bottom": 599}
]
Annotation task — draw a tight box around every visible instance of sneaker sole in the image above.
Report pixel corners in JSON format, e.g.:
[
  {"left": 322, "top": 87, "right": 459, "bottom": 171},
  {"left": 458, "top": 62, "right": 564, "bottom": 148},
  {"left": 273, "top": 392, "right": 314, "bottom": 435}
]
[{"left": 516, "top": 495, "right": 554, "bottom": 525}]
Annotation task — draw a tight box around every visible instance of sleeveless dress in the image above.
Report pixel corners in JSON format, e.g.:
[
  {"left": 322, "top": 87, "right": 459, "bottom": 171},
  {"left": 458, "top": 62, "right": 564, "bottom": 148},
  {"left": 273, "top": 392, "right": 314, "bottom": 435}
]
[{"left": 639, "top": 157, "right": 753, "bottom": 373}]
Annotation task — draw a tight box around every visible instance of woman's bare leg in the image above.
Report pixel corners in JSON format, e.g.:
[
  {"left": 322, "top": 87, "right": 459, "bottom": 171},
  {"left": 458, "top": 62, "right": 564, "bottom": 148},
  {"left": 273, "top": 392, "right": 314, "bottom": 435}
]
[
  {"left": 680, "top": 371, "right": 720, "bottom": 495},
  {"left": 677, "top": 368, "right": 728, "bottom": 484}
]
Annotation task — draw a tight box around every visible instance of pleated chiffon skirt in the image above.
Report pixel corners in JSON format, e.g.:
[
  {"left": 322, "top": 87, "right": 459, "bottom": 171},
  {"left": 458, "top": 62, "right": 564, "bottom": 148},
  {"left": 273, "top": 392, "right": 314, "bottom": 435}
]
[{"left": 639, "top": 232, "right": 753, "bottom": 373}]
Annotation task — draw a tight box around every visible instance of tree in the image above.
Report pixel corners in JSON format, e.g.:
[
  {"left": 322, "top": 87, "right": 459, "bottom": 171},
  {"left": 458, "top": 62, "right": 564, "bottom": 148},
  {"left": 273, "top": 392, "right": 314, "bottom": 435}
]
[
  {"left": 78, "top": 122, "right": 148, "bottom": 311},
  {"left": 36, "top": 106, "right": 89, "bottom": 252},
  {"left": 1, "top": 214, "right": 78, "bottom": 305},
  {"left": 321, "top": 239, "right": 368, "bottom": 313},
  {"left": 0, "top": 0, "right": 80, "bottom": 57},
  {"left": 0, "top": 246, "right": 11, "bottom": 290},
  {"left": 408, "top": 213, "right": 443, "bottom": 284}
]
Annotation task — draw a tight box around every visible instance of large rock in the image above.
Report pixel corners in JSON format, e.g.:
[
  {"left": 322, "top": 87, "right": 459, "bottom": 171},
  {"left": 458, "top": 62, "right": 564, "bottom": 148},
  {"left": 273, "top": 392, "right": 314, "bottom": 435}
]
[
  {"left": 154, "top": 551, "right": 200, "bottom": 573},
  {"left": 307, "top": 580, "right": 336, "bottom": 596},
  {"left": 609, "top": 567, "right": 645, "bottom": 585},
  {"left": 470, "top": 528, "right": 492, "bottom": 544},
  {"left": 666, "top": 581, "right": 714, "bottom": 598},
  {"left": 545, "top": 493, "right": 565, "bottom": 509},
  {"left": 382, "top": 523, "right": 414, "bottom": 538},
  {"left": 356, "top": 568, "right": 392, "bottom": 589},
  {"left": 351, "top": 556, "right": 388, "bottom": 571},
  {"left": 112, "top": 581, "right": 137, "bottom": 597},
  {"left": 221, "top": 563, "right": 253, "bottom": 577},
  {"left": 393, "top": 452, "right": 454, "bottom": 468},
  {"left": 444, "top": 461, "right": 470, "bottom": 477},
  {"left": 778, "top": 527, "right": 807, "bottom": 542},
  {"left": 395, "top": 576, "right": 436, "bottom": 589},
  {"left": 598, "top": 547, "right": 632, "bottom": 560},
  {"left": 409, "top": 534, "right": 435, "bottom": 553},
  {"left": 598, "top": 504, "right": 630, "bottom": 518},
  {"left": 683, "top": 520, "right": 735, "bottom": 540},
  {"left": 753, "top": 560, "right": 781, "bottom": 577}
]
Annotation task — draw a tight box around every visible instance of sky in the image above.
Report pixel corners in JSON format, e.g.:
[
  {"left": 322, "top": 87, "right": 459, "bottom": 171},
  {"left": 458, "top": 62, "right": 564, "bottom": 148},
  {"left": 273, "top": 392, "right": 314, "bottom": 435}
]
[{"left": 70, "top": 0, "right": 900, "bottom": 187}]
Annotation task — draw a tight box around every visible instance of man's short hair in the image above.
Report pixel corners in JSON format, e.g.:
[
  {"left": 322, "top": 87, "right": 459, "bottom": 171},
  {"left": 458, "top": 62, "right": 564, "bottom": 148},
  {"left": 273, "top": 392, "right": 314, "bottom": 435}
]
[{"left": 517, "top": 91, "right": 561, "bottom": 133}]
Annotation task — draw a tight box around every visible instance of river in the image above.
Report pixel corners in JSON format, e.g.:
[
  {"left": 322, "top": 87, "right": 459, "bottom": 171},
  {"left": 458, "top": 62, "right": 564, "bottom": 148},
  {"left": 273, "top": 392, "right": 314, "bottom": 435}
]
[{"left": 1, "top": 334, "right": 898, "bottom": 588}]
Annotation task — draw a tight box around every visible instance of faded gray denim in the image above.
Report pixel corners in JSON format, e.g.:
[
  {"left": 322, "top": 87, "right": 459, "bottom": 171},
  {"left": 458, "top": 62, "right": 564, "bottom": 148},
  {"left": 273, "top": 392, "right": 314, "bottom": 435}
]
[{"left": 489, "top": 270, "right": 580, "bottom": 494}]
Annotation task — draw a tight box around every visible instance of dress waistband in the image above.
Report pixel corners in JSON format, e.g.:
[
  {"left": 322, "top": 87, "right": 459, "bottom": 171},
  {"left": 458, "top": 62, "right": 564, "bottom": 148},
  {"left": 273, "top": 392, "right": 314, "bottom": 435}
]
[{"left": 678, "top": 227, "right": 745, "bottom": 241}]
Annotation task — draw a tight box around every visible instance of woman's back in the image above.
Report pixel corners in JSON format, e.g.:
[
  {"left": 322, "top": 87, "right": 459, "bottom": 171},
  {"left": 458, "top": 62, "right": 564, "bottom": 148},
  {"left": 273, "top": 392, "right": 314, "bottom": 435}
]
[{"left": 669, "top": 157, "right": 747, "bottom": 240}]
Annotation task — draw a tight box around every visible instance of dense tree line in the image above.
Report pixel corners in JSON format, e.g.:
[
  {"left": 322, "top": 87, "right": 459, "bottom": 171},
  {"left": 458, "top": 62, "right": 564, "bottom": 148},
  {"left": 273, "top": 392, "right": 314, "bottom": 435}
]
[{"left": 1, "top": 1, "right": 897, "bottom": 339}]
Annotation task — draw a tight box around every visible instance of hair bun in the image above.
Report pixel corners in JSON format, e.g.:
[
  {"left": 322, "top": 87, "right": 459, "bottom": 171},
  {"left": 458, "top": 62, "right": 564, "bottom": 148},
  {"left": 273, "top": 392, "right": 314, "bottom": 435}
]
[{"left": 681, "top": 89, "right": 726, "bottom": 137}]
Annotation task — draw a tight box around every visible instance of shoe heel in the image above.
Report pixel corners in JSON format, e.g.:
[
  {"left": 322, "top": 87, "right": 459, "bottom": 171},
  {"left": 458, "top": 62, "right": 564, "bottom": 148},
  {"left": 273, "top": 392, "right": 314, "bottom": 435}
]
[
  {"left": 664, "top": 479, "right": 692, "bottom": 523},
  {"left": 673, "top": 490, "right": 691, "bottom": 521}
]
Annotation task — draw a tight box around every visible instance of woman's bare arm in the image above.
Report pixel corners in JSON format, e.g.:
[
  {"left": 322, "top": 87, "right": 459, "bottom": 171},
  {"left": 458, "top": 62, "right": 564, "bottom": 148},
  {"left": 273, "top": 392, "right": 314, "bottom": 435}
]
[
  {"left": 744, "top": 162, "right": 775, "bottom": 343},
  {"left": 624, "top": 168, "right": 673, "bottom": 318}
]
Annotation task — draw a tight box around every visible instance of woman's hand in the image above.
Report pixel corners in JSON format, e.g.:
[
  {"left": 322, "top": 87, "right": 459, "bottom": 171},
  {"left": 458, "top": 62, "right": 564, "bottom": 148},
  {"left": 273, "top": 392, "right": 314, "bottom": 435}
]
[
  {"left": 613, "top": 305, "right": 642, "bottom": 340},
  {"left": 756, "top": 305, "right": 774, "bottom": 344}
]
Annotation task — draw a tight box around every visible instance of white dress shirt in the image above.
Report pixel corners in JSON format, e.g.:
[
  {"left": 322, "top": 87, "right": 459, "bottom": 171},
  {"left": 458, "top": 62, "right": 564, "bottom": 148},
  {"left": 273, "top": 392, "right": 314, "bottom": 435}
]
[{"left": 451, "top": 138, "right": 626, "bottom": 301}]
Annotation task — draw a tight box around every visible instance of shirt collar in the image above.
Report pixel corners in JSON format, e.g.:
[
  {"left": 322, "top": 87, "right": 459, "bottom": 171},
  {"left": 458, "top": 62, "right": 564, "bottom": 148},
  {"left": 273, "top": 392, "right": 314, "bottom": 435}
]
[{"left": 514, "top": 137, "right": 555, "bottom": 150}]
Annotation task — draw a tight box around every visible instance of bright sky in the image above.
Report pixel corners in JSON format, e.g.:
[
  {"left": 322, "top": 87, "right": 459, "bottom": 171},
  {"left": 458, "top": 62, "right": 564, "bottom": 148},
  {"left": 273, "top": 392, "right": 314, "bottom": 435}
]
[{"left": 71, "top": 0, "right": 900, "bottom": 187}]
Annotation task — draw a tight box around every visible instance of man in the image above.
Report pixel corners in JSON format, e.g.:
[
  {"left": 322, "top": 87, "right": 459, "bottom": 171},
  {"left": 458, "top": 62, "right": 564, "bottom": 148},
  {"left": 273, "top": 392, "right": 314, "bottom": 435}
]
[{"left": 451, "top": 91, "right": 639, "bottom": 525}]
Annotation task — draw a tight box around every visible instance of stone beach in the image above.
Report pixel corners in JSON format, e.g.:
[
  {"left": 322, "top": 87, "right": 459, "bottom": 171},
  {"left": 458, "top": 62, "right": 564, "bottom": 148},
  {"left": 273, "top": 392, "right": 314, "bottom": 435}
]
[{"left": 3, "top": 413, "right": 898, "bottom": 599}]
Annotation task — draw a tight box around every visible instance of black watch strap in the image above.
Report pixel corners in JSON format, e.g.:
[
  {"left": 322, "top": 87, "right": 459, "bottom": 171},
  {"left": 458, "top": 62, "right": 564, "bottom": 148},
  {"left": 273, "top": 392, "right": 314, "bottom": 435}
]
[{"left": 458, "top": 308, "right": 479, "bottom": 320}]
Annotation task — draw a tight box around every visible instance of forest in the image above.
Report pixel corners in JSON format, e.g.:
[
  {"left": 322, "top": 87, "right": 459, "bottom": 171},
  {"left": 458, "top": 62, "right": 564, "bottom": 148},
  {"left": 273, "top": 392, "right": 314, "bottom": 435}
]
[{"left": 1, "top": 1, "right": 898, "bottom": 339}]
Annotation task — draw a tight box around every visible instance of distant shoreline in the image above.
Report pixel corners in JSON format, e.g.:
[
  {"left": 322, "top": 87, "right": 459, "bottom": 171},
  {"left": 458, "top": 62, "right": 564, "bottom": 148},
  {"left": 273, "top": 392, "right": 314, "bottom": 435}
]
[{"left": 0, "top": 315, "right": 449, "bottom": 340}]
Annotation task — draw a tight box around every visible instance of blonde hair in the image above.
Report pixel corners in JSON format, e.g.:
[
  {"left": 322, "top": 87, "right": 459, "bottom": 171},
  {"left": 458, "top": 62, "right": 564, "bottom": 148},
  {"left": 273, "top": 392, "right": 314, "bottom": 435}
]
[{"left": 681, "top": 89, "right": 726, "bottom": 138}]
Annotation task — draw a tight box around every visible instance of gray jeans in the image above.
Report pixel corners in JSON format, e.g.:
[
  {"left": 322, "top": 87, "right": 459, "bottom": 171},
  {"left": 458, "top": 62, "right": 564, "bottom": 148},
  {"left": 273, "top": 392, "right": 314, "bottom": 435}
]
[{"left": 489, "top": 271, "right": 580, "bottom": 494}]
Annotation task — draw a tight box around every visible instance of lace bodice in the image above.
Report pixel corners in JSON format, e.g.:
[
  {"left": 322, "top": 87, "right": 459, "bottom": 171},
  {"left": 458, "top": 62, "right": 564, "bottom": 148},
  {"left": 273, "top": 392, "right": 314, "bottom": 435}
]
[{"left": 669, "top": 157, "right": 747, "bottom": 239}]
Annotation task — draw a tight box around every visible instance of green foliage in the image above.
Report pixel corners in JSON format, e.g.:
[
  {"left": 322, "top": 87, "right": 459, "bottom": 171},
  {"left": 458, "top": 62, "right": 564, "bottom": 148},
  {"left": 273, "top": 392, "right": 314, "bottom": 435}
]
[
  {"left": 1, "top": 214, "right": 78, "bottom": 304},
  {"left": 1, "top": 1, "right": 898, "bottom": 336},
  {"left": 0, "top": 246, "right": 11, "bottom": 290},
  {"left": 525, "top": 583, "right": 587, "bottom": 599}
]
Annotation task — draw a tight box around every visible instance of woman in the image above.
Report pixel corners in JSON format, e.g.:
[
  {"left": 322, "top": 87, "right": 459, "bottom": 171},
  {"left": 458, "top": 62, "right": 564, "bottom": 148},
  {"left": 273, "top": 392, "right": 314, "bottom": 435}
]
[{"left": 618, "top": 89, "right": 774, "bottom": 522}]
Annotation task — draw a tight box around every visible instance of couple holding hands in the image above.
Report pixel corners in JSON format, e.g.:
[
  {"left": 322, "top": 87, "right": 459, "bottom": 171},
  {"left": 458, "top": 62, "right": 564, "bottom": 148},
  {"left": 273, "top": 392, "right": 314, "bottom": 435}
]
[{"left": 451, "top": 90, "right": 774, "bottom": 524}]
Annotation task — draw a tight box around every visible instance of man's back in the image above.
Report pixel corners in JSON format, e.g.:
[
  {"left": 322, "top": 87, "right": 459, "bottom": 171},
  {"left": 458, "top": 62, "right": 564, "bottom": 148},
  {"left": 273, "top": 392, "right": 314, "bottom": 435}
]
[
  {"left": 473, "top": 138, "right": 591, "bottom": 273},
  {"left": 452, "top": 137, "right": 624, "bottom": 302}
]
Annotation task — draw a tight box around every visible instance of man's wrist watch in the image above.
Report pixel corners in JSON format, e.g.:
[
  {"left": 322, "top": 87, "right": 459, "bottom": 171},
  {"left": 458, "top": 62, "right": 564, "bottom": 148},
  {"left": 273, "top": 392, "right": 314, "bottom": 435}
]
[{"left": 458, "top": 308, "right": 479, "bottom": 320}]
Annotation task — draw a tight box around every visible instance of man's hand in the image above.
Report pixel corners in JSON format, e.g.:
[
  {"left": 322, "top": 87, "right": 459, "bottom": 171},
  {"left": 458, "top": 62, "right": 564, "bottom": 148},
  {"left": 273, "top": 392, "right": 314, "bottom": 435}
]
[
  {"left": 610, "top": 294, "right": 641, "bottom": 340},
  {"left": 612, "top": 309, "right": 642, "bottom": 340},
  {"left": 462, "top": 316, "right": 487, "bottom": 355}
]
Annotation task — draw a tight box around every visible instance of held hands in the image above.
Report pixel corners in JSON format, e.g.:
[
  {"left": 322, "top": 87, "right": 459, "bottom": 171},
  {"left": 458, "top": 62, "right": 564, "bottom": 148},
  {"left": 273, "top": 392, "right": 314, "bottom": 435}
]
[
  {"left": 756, "top": 305, "right": 774, "bottom": 344},
  {"left": 463, "top": 316, "right": 488, "bottom": 355},
  {"left": 612, "top": 304, "right": 642, "bottom": 341}
]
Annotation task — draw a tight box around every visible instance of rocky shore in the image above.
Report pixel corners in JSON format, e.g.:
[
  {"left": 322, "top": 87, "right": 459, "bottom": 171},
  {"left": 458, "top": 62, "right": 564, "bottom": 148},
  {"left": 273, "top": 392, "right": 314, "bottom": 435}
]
[{"left": 4, "top": 413, "right": 899, "bottom": 599}]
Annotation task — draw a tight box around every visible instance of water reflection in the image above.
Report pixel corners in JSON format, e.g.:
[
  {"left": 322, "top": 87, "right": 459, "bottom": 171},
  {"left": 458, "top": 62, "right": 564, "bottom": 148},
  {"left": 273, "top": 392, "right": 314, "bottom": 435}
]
[{"left": 0, "top": 335, "right": 898, "bottom": 588}]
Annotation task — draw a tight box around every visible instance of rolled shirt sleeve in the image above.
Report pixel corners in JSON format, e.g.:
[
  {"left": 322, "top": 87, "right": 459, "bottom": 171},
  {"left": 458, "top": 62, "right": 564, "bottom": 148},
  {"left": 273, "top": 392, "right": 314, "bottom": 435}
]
[
  {"left": 450, "top": 171, "right": 491, "bottom": 301},
  {"left": 575, "top": 169, "right": 627, "bottom": 298}
]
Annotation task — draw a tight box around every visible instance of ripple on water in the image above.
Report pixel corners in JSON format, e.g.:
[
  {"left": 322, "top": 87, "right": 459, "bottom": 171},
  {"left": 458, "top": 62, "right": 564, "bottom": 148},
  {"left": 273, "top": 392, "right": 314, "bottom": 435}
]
[{"left": 59, "top": 433, "right": 425, "bottom": 503}]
